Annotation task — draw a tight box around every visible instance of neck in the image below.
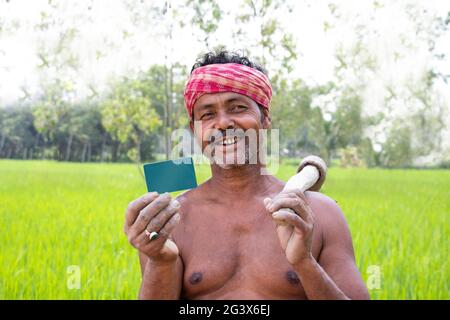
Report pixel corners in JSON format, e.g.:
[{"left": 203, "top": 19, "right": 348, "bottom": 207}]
[{"left": 208, "top": 163, "right": 276, "bottom": 198}]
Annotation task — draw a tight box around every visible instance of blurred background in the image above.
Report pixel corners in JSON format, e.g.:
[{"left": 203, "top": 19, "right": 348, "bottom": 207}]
[
  {"left": 1, "top": 0, "right": 449, "bottom": 168},
  {"left": 0, "top": 0, "right": 449, "bottom": 300}
]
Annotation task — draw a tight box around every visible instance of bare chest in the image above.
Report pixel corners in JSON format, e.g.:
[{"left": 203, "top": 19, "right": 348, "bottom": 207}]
[{"left": 173, "top": 203, "right": 322, "bottom": 299}]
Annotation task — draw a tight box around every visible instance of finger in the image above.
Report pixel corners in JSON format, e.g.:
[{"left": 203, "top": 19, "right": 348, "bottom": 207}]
[
  {"left": 128, "top": 199, "right": 180, "bottom": 249},
  {"left": 285, "top": 188, "right": 304, "bottom": 197},
  {"left": 125, "top": 192, "right": 159, "bottom": 227},
  {"left": 131, "top": 193, "right": 173, "bottom": 232},
  {"left": 144, "top": 200, "right": 180, "bottom": 233},
  {"left": 263, "top": 197, "right": 272, "bottom": 208},
  {"left": 138, "top": 213, "right": 180, "bottom": 254},
  {"left": 264, "top": 189, "right": 300, "bottom": 208},
  {"left": 158, "top": 212, "right": 181, "bottom": 239},
  {"left": 135, "top": 229, "right": 165, "bottom": 254},
  {"left": 278, "top": 191, "right": 301, "bottom": 199},
  {"left": 295, "top": 197, "right": 315, "bottom": 224},
  {"left": 272, "top": 209, "right": 309, "bottom": 232},
  {"left": 264, "top": 197, "right": 289, "bottom": 224},
  {"left": 267, "top": 197, "right": 302, "bottom": 213},
  {"left": 269, "top": 196, "right": 314, "bottom": 224},
  {"left": 134, "top": 230, "right": 153, "bottom": 250}
]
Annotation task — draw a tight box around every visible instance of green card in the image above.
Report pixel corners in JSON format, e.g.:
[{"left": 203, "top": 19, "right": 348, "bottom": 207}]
[{"left": 143, "top": 157, "right": 198, "bottom": 193}]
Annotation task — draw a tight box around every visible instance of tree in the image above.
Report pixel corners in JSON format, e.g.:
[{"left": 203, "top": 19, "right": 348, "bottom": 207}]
[
  {"left": 271, "top": 79, "right": 327, "bottom": 159},
  {"left": 232, "top": 0, "right": 297, "bottom": 84},
  {"left": 139, "top": 63, "right": 189, "bottom": 159},
  {"left": 380, "top": 125, "right": 413, "bottom": 168},
  {"left": 0, "top": 108, "right": 6, "bottom": 156},
  {"left": 30, "top": 1, "right": 84, "bottom": 160},
  {"left": 33, "top": 79, "right": 74, "bottom": 159},
  {"left": 0, "top": 106, "right": 37, "bottom": 159},
  {"left": 185, "top": 0, "right": 222, "bottom": 49},
  {"left": 325, "top": 0, "right": 449, "bottom": 167},
  {"left": 100, "top": 77, "right": 162, "bottom": 164}
]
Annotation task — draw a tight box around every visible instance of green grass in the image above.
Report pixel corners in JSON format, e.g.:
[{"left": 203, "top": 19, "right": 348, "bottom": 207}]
[{"left": 0, "top": 160, "right": 449, "bottom": 299}]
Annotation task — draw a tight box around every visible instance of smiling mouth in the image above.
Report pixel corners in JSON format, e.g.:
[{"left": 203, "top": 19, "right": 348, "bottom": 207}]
[
  {"left": 219, "top": 136, "right": 238, "bottom": 146},
  {"left": 211, "top": 134, "right": 246, "bottom": 147}
]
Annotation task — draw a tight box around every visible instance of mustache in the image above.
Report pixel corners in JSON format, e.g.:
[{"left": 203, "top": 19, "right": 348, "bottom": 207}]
[{"left": 204, "top": 129, "right": 246, "bottom": 145}]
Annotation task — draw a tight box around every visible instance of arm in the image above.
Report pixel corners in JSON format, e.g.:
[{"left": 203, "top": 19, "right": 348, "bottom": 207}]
[
  {"left": 294, "top": 192, "right": 370, "bottom": 300},
  {"left": 138, "top": 252, "right": 183, "bottom": 300},
  {"left": 124, "top": 192, "right": 183, "bottom": 300},
  {"left": 265, "top": 191, "right": 370, "bottom": 300}
]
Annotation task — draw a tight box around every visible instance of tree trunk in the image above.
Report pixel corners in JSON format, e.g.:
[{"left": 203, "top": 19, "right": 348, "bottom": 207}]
[
  {"left": 57, "top": 141, "right": 64, "bottom": 160},
  {"left": 112, "top": 140, "right": 120, "bottom": 162},
  {"left": 137, "top": 139, "right": 141, "bottom": 163},
  {"left": 100, "top": 132, "right": 107, "bottom": 162},
  {"left": 33, "top": 134, "right": 40, "bottom": 159},
  {"left": 81, "top": 140, "right": 88, "bottom": 162},
  {"left": 65, "top": 132, "right": 73, "bottom": 161},
  {"left": 162, "top": 66, "right": 174, "bottom": 160},
  {"left": 11, "top": 144, "right": 16, "bottom": 158},
  {"left": 168, "top": 64, "right": 173, "bottom": 156},
  {"left": 163, "top": 10, "right": 174, "bottom": 160},
  {"left": 0, "top": 133, "right": 5, "bottom": 156},
  {"left": 135, "top": 135, "right": 144, "bottom": 180},
  {"left": 164, "top": 65, "right": 170, "bottom": 160},
  {"left": 87, "top": 142, "right": 91, "bottom": 162},
  {"left": 41, "top": 136, "right": 46, "bottom": 160}
]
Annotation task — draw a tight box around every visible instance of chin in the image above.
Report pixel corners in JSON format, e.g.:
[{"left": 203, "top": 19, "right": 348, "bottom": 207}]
[
  {"left": 215, "top": 151, "right": 258, "bottom": 168},
  {"left": 203, "top": 142, "right": 260, "bottom": 167}
]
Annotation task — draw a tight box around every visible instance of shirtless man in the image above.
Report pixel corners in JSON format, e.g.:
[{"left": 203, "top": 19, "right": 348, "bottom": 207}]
[{"left": 124, "top": 50, "right": 370, "bottom": 300}]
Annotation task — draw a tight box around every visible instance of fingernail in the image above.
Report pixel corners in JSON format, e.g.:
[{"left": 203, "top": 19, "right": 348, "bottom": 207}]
[
  {"left": 173, "top": 200, "right": 180, "bottom": 208},
  {"left": 145, "top": 192, "right": 157, "bottom": 201}
]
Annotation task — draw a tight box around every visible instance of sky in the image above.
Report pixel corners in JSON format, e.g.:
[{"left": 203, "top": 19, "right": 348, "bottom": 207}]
[{"left": 0, "top": 0, "right": 449, "bottom": 155}]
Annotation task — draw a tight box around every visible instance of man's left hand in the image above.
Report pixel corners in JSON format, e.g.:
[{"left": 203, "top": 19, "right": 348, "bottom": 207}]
[{"left": 264, "top": 190, "right": 315, "bottom": 266}]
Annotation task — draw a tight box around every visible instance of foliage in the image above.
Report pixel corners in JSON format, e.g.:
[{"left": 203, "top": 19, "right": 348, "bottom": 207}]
[
  {"left": 0, "top": 1, "right": 448, "bottom": 168},
  {"left": 100, "top": 77, "right": 162, "bottom": 163}
]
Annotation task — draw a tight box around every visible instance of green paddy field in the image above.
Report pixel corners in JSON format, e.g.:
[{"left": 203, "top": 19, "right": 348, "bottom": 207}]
[{"left": 0, "top": 160, "right": 448, "bottom": 299}]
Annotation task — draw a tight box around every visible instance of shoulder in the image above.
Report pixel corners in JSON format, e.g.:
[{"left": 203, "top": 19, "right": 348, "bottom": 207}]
[
  {"left": 175, "top": 179, "right": 212, "bottom": 214},
  {"left": 304, "top": 192, "right": 355, "bottom": 256},
  {"left": 304, "top": 191, "right": 342, "bottom": 215},
  {"left": 176, "top": 181, "right": 204, "bottom": 205},
  {"left": 303, "top": 191, "right": 349, "bottom": 234}
]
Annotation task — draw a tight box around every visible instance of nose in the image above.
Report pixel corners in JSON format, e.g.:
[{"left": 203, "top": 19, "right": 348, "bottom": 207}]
[{"left": 213, "top": 110, "right": 235, "bottom": 130}]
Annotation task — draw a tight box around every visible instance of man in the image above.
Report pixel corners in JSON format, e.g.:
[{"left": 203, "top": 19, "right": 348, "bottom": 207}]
[{"left": 124, "top": 50, "right": 370, "bottom": 300}]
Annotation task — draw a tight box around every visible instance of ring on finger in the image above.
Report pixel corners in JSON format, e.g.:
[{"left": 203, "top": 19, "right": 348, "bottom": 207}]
[{"left": 144, "top": 229, "right": 159, "bottom": 241}]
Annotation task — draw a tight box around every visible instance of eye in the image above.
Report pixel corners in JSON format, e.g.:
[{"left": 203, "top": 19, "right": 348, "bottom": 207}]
[
  {"left": 232, "top": 105, "right": 248, "bottom": 112},
  {"left": 200, "top": 112, "right": 214, "bottom": 120}
]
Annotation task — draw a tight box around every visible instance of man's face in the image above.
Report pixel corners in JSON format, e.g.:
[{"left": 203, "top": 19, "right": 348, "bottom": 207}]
[{"left": 191, "top": 92, "right": 270, "bottom": 168}]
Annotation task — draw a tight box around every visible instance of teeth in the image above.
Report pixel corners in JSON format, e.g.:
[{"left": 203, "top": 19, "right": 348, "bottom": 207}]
[{"left": 222, "top": 137, "right": 236, "bottom": 145}]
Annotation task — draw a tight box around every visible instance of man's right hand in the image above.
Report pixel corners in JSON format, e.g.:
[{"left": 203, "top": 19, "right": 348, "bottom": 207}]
[{"left": 124, "top": 192, "right": 181, "bottom": 264}]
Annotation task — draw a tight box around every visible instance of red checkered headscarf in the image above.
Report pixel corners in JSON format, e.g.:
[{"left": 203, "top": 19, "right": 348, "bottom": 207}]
[{"left": 184, "top": 63, "right": 272, "bottom": 119}]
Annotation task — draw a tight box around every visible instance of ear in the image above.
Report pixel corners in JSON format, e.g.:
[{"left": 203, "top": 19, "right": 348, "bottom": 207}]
[{"left": 261, "top": 107, "right": 271, "bottom": 129}]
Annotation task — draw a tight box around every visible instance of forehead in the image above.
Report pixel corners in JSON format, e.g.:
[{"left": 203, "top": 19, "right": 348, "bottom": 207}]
[{"left": 193, "top": 92, "right": 257, "bottom": 110}]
